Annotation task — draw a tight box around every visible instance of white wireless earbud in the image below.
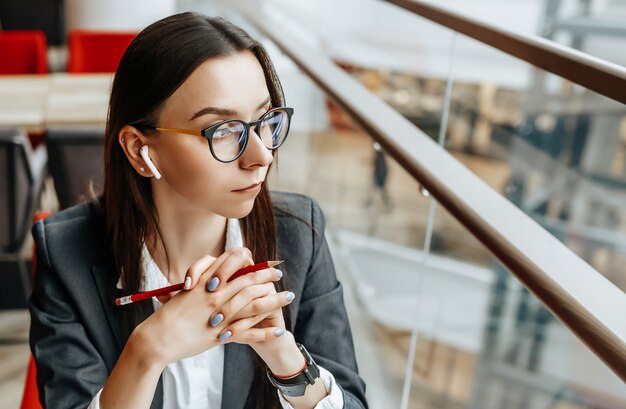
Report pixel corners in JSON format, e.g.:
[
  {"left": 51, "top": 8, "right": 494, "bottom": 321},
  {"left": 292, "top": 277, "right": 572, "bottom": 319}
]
[{"left": 139, "top": 145, "right": 162, "bottom": 180}]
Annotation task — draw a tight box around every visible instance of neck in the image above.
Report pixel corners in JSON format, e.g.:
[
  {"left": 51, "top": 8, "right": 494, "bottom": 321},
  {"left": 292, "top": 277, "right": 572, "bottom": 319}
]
[{"left": 148, "top": 189, "right": 227, "bottom": 284}]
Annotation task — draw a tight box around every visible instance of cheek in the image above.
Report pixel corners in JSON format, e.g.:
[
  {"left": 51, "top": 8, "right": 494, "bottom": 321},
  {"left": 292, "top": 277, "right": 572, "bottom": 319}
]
[
  {"left": 157, "top": 140, "right": 256, "bottom": 217},
  {"left": 160, "top": 141, "right": 227, "bottom": 199}
]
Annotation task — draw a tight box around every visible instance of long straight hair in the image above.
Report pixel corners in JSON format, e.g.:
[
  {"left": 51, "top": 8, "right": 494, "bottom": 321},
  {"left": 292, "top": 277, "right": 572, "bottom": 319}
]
[{"left": 101, "top": 12, "right": 289, "bottom": 408}]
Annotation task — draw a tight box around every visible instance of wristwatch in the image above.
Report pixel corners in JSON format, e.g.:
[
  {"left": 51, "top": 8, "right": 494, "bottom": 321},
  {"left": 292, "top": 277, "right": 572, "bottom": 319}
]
[{"left": 266, "top": 343, "right": 321, "bottom": 397}]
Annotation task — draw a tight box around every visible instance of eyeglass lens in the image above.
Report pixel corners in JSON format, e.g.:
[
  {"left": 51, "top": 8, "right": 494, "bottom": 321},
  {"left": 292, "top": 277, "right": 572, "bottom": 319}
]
[{"left": 211, "top": 109, "right": 290, "bottom": 161}]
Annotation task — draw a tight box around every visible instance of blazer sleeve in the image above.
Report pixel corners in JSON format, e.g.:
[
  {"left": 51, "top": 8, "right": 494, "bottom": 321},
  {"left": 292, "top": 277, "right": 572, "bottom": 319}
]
[
  {"left": 293, "top": 198, "right": 368, "bottom": 409},
  {"left": 29, "top": 220, "right": 108, "bottom": 409}
]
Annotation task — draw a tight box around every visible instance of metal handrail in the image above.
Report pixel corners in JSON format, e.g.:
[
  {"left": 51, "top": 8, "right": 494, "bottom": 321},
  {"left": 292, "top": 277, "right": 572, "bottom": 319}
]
[
  {"left": 389, "top": 0, "right": 626, "bottom": 105},
  {"left": 233, "top": 1, "right": 626, "bottom": 382}
]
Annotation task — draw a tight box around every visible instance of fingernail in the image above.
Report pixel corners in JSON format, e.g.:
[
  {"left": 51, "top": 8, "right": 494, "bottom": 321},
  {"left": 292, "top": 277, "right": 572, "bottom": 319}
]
[
  {"left": 286, "top": 292, "right": 295, "bottom": 302},
  {"left": 210, "top": 313, "right": 224, "bottom": 327},
  {"left": 219, "top": 330, "right": 232, "bottom": 341},
  {"left": 275, "top": 328, "right": 285, "bottom": 337},
  {"left": 207, "top": 276, "right": 220, "bottom": 292},
  {"left": 276, "top": 269, "right": 283, "bottom": 279},
  {"left": 184, "top": 276, "right": 192, "bottom": 290}
]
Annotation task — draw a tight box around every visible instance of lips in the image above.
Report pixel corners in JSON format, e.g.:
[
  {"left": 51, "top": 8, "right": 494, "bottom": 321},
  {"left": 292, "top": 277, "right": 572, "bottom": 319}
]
[{"left": 232, "top": 182, "right": 262, "bottom": 192}]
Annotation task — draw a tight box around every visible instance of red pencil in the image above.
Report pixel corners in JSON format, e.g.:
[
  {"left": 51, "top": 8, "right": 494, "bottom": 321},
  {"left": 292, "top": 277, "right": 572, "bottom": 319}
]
[{"left": 115, "top": 260, "right": 284, "bottom": 306}]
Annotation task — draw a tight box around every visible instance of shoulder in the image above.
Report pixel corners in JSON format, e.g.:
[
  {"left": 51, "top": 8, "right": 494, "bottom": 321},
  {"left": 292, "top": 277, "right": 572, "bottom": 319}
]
[
  {"left": 36, "top": 199, "right": 101, "bottom": 227},
  {"left": 270, "top": 191, "right": 327, "bottom": 250},
  {"left": 32, "top": 200, "right": 106, "bottom": 266},
  {"left": 270, "top": 191, "right": 325, "bottom": 228},
  {"left": 270, "top": 191, "right": 328, "bottom": 279},
  {"left": 33, "top": 200, "right": 103, "bottom": 238}
]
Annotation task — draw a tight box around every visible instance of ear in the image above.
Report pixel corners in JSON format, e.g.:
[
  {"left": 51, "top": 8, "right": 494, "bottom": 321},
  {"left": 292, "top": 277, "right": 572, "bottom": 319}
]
[{"left": 118, "top": 125, "right": 158, "bottom": 178}]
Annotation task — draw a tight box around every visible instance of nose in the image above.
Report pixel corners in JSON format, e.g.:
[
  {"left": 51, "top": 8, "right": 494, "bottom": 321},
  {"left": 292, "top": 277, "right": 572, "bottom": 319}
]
[{"left": 238, "top": 127, "right": 273, "bottom": 168}]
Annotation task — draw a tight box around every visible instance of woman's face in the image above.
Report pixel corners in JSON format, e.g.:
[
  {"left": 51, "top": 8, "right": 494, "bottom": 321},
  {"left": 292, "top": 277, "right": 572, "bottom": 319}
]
[{"left": 148, "top": 51, "right": 275, "bottom": 218}]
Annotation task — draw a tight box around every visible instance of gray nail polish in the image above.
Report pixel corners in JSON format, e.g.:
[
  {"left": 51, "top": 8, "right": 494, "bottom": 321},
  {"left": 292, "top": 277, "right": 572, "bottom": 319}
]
[
  {"left": 276, "top": 269, "right": 283, "bottom": 279},
  {"left": 275, "top": 328, "right": 285, "bottom": 337},
  {"left": 219, "top": 330, "right": 232, "bottom": 341},
  {"left": 207, "top": 276, "right": 220, "bottom": 292},
  {"left": 210, "top": 313, "right": 224, "bottom": 327},
  {"left": 286, "top": 292, "right": 295, "bottom": 302}
]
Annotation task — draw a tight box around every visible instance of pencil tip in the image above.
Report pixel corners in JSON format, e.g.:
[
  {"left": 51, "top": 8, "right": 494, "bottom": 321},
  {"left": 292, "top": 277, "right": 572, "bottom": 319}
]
[{"left": 269, "top": 260, "right": 284, "bottom": 267}]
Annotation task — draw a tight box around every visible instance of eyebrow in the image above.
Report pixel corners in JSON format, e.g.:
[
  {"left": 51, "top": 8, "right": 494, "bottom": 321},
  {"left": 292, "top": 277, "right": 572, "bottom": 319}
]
[{"left": 190, "top": 96, "right": 272, "bottom": 121}]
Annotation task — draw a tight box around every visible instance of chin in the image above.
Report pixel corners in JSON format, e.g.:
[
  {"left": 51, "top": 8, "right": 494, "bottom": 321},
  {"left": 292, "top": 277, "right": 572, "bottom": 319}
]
[{"left": 219, "top": 198, "right": 256, "bottom": 219}]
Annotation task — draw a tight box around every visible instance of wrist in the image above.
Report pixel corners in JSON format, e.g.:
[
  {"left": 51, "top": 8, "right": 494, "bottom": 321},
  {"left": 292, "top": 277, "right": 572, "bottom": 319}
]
[
  {"left": 101, "top": 327, "right": 164, "bottom": 408},
  {"left": 129, "top": 323, "right": 167, "bottom": 372},
  {"left": 253, "top": 331, "right": 306, "bottom": 377}
]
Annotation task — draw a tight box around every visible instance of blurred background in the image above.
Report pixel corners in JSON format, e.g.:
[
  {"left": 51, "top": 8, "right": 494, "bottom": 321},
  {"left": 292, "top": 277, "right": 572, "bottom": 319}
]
[{"left": 1, "top": 0, "right": 626, "bottom": 408}]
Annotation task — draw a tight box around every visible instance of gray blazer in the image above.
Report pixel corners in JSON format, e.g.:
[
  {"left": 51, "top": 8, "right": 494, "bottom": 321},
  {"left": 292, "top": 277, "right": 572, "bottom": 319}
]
[{"left": 29, "top": 192, "right": 368, "bottom": 409}]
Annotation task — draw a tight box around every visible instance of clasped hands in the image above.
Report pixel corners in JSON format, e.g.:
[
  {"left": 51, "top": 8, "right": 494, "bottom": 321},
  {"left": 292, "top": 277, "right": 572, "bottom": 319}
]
[{"left": 135, "top": 247, "right": 296, "bottom": 368}]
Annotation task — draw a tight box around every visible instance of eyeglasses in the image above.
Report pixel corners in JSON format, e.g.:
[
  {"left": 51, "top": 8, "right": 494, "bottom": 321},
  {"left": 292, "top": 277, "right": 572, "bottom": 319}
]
[{"left": 133, "top": 106, "right": 294, "bottom": 163}]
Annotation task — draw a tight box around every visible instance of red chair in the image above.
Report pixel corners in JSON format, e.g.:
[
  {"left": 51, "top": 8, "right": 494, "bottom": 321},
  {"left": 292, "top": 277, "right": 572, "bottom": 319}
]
[
  {"left": 0, "top": 30, "right": 48, "bottom": 74},
  {"left": 20, "top": 358, "right": 41, "bottom": 409},
  {"left": 20, "top": 212, "right": 51, "bottom": 409},
  {"left": 67, "top": 30, "right": 136, "bottom": 73},
  {"left": 0, "top": 31, "right": 48, "bottom": 147}
]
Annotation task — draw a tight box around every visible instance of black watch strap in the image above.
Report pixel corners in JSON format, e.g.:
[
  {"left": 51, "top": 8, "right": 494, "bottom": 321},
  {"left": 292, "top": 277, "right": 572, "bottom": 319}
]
[{"left": 266, "top": 343, "right": 321, "bottom": 397}]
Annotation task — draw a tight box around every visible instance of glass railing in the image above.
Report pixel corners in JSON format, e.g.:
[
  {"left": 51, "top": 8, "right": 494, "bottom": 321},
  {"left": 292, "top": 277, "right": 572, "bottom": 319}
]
[{"left": 196, "top": 0, "right": 626, "bottom": 407}]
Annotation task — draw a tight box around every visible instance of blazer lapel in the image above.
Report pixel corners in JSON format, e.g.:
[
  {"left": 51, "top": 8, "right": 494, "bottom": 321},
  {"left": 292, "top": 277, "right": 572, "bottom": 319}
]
[
  {"left": 91, "top": 264, "right": 164, "bottom": 409},
  {"left": 91, "top": 264, "right": 127, "bottom": 352},
  {"left": 221, "top": 343, "right": 256, "bottom": 409}
]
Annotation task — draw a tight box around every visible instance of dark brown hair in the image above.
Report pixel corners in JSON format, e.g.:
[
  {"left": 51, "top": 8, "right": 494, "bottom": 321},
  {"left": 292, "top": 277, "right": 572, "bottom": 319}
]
[{"left": 101, "top": 12, "right": 289, "bottom": 407}]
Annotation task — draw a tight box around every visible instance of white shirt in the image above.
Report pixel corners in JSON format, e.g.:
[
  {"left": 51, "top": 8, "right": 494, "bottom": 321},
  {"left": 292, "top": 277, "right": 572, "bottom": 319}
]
[{"left": 89, "top": 218, "right": 343, "bottom": 408}]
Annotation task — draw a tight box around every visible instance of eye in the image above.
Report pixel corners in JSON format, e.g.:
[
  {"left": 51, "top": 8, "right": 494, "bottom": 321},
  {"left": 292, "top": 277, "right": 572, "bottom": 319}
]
[
  {"left": 213, "top": 121, "right": 246, "bottom": 140},
  {"left": 213, "top": 127, "right": 230, "bottom": 138}
]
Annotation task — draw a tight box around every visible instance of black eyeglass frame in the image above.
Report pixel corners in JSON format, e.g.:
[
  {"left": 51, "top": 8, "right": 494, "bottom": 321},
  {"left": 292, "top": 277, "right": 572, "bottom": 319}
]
[{"left": 132, "top": 106, "right": 294, "bottom": 163}]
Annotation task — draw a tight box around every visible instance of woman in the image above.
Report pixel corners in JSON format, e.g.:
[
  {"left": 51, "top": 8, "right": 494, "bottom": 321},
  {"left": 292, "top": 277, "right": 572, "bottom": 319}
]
[{"left": 29, "top": 12, "right": 367, "bottom": 409}]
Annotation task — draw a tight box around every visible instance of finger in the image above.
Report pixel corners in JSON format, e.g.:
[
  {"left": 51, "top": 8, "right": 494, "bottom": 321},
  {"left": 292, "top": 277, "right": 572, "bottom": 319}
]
[
  {"left": 210, "top": 283, "right": 275, "bottom": 327},
  {"left": 232, "top": 290, "right": 295, "bottom": 321},
  {"left": 207, "top": 247, "right": 254, "bottom": 291},
  {"left": 193, "top": 251, "right": 236, "bottom": 291},
  {"left": 195, "top": 248, "right": 253, "bottom": 293},
  {"left": 207, "top": 268, "right": 282, "bottom": 314},
  {"left": 233, "top": 327, "right": 287, "bottom": 343},
  {"left": 183, "top": 254, "right": 217, "bottom": 290},
  {"left": 217, "top": 312, "right": 269, "bottom": 343},
  {"left": 218, "top": 267, "right": 282, "bottom": 301},
  {"left": 155, "top": 292, "right": 176, "bottom": 304}
]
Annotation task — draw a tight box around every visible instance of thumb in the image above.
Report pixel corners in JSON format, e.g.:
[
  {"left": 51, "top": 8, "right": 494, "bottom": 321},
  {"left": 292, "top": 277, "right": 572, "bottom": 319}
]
[{"left": 155, "top": 292, "right": 175, "bottom": 304}]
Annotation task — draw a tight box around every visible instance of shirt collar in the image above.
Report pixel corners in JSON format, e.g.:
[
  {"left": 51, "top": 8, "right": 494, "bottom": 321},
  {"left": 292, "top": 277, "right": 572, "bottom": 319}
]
[{"left": 115, "top": 218, "right": 244, "bottom": 290}]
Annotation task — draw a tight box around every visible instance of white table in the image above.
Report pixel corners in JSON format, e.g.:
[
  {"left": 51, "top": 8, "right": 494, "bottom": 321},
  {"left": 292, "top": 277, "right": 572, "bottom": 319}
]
[{"left": 0, "top": 73, "right": 113, "bottom": 131}]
